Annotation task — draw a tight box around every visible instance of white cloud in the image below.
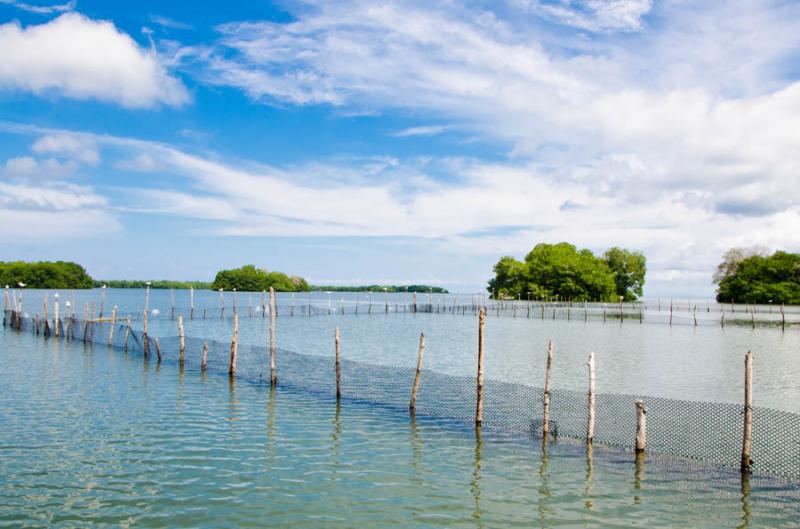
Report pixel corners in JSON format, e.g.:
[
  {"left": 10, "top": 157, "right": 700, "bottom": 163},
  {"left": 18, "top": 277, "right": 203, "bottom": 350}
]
[
  {"left": 0, "top": 0, "right": 75, "bottom": 15},
  {"left": 517, "top": 0, "right": 653, "bottom": 32},
  {"left": 114, "top": 153, "right": 159, "bottom": 172},
  {"left": 32, "top": 132, "right": 100, "bottom": 165},
  {"left": 391, "top": 125, "right": 450, "bottom": 137},
  {"left": 3, "top": 155, "right": 77, "bottom": 178},
  {"left": 0, "top": 13, "right": 189, "bottom": 108}
]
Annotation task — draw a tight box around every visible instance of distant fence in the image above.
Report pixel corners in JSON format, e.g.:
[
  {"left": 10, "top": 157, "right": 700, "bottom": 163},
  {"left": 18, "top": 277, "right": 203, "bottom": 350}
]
[{"left": 3, "top": 306, "right": 800, "bottom": 480}]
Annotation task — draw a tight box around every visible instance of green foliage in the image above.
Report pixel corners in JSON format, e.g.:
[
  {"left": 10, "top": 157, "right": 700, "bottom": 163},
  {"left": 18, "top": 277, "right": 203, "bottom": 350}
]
[
  {"left": 487, "top": 242, "right": 646, "bottom": 301},
  {"left": 211, "top": 265, "right": 310, "bottom": 292},
  {"left": 715, "top": 250, "right": 800, "bottom": 304},
  {"left": 0, "top": 261, "right": 94, "bottom": 289},
  {"left": 310, "top": 285, "right": 448, "bottom": 293},
  {"left": 603, "top": 247, "right": 647, "bottom": 301},
  {"left": 94, "top": 280, "right": 212, "bottom": 290}
]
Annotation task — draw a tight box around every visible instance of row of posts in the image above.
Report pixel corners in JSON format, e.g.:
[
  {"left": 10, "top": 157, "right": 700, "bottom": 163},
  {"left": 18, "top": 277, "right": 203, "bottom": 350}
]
[{"left": 4, "top": 287, "right": 757, "bottom": 473}]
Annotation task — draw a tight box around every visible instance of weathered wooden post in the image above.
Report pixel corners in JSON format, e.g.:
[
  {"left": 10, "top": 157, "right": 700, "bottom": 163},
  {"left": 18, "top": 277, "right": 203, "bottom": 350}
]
[
  {"left": 669, "top": 299, "right": 673, "bottom": 326},
  {"left": 201, "top": 342, "right": 208, "bottom": 371},
  {"left": 587, "top": 352, "right": 596, "bottom": 444},
  {"left": 90, "top": 301, "right": 96, "bottom": 342},
  {"left": 335, "top": 327, "right": 342, "bottom": 400},
  {"left": 413, "top": 292, "right": 417, "bottom": 313},
  {"left": 145, "top": 283, "right": 150, "bottom": 313},
  {"left": 269, "top": 286, "right": 277, "bottom": 386},
  {"left": 82, "top": 303, "right": 89, "bottom": 343},
  {"left": 262, "top": 290, "right": 267, "bottom": 319},
  {"left": 229, "top": 312, "right": 238, "bottom": 376},
  {"left": 542, "top": 339, "right": 553, "bottom": 438},
  {"left": 3, "top": 285, "right": 8, "bottom": 326},
  {"left": 219, "top": 288, "right": 224, "bottom": 319},
  {"left": 100, "top": 284, "right": 106, "bottom": 319},
  {"left": 693, "top": 305, "right": 697, "bottom": 326},
  {"left": 476, "top": 308, "right": 486, "bottom": 426},
  {"left": 635, "top": 400, "right": 647, "bottom": 453},
  {"left": 410, "top": 332, "right": 425, "bottom": 414},
  {"left": 170, "top": 288, "right": 175, "bottom": 320},
  {"left": 123, "top": 316, "right": 131, "bottom": 352},
  {"left": 108, "top": 306, "right": 117, "bottom": 346},
  {"left": 190, "top": 286, "right": 195, "bottom": 320},
  {"left": 781, "top": 303, "right": 785, "bottom": 331},
  {"left": 741, "top": 351, "right": 754, "bottom": 473},
  {"left": 154, "top": 337, "right": 162, "bottom": 363},
  {"left": 178, "top": 314, "right": 185, "bottom": 366},
  {"left": 721, "top": 310, "right": 726, "bottom": 328},
  {"left": 53, "top": 293, "right": 60, "bottom": 338},
  {"left": 232, "top": 288, "right": 238, "bottom": 315},
  {"left": 42, "top": 295, "right": 50, "bottom": 337},
  {"left": 142, "top": 309, "right": 150, "bottom": 357},
  {"left": 750, "top": 305, "right": 756, "bottom": 329}
]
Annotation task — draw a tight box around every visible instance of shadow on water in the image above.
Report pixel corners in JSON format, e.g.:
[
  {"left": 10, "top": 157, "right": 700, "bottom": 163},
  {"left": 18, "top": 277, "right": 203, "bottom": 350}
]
[
  {"left": 738, "top": 473, "right": 751, "bottom": 529},
  {"left": 471, "top": 426, "right": 484, "bottom": 527}
]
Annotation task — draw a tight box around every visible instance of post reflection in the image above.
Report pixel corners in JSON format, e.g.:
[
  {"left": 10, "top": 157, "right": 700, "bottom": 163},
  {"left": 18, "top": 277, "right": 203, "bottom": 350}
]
[
  {"left": 633, "top": 451, "right": 645, "bottom": 505},
  {"left": 737, "top": 472, "right": 751, "bottom": 529},
  {"left": 585, "top": 443, "right": 594, "bottom": 511},
  {"left": 471, "top": 426, "right": 484, "bottom": 526},
  {"left": 538, "top": 437, "right": 551, "bottom": 525},
  {"left": 410, "top": 413, "right": 423, "bottom": 486}
]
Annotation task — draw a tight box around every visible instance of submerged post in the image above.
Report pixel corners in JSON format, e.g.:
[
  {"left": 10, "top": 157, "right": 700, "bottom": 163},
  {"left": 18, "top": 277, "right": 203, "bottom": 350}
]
[
  {"left": 335, "top": 327, "right": 342, "bottom": 400},
  {"left": 178, "top": 314, "right": 185, "bottom": 366},
  {"left": 635, "top": 400, "right": 647, "bottom": 453},
  {"left": 476, "top": 308, "right": 486, "bottom": 426},
  {"left": 269, "top": 287, "right": 277, "bottom": 386},
  {"left": 410, "top": 332, "right": 425, "bottom": 414},
  {"left": 542, "top": 339, "right": 553, "bottom": 438},
  {"left": 229, "top": 312, "right": 239, "bottom": 376},
  {"left": 587, "top": 351, "right": 596, "bottom": 444},
  {"left": 741, "top": 351, "right": 754, "bottom": 473}
]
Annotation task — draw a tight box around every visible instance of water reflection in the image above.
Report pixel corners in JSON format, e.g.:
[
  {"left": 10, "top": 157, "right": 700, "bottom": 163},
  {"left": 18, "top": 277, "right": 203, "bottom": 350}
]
[
  {"left": 737, "top": 473, "right": 751, "bottom": 529},
  {"left": 634, "top": 451, "right": 646, "bottom": 505},
  {"left": 585, "top": 443, "right": 594, "bottom": 511},
  {"left": 538, "top": 437, "right": 552, "bottom": 524},
  {"left": 410, "top": 414, "right": 423, "bottom": 485},
  {"left": 471, "top": 426, "right": 484, "bottom": 525}
]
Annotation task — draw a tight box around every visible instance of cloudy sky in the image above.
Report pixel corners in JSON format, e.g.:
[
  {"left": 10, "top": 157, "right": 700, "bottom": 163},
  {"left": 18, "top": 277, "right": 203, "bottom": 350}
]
[{"left": 1, "top": 0, "right": 798, "bottom": 295}]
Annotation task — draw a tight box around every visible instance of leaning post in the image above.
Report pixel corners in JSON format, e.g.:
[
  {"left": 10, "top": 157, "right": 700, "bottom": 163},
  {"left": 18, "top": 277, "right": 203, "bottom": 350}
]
[{"left": 409, "top": 332, "right": 425, "bottom": 413}]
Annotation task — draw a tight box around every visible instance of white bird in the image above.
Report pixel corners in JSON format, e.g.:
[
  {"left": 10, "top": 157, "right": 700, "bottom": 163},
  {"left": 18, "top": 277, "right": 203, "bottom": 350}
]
[
  {"left": 151, "top": 309, "right": 160, "bottom": 316},
  {"left": 18, "top": 282, "right": 26, "bottom": 288}
]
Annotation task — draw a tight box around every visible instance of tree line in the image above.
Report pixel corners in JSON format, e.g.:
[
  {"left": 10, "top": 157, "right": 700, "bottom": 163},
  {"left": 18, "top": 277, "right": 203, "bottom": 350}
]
[
  {"left": 714, "top": 247, "right": 800, "bottom": 304},
  {"left": 0, "top": 261, "right": 93, "bottom": 289}
]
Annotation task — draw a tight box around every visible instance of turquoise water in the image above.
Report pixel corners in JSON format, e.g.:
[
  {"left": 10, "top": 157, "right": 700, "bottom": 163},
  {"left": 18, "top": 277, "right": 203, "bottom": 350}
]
[{"left": 1, "top": 327, "right": 799, "bottom": 528}]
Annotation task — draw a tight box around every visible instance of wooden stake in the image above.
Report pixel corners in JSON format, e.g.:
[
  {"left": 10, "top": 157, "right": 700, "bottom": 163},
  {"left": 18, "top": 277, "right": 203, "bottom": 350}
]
[
  {"left": 542, "top": 339, "right": 553, "bottom": 438},
  {"left": 190, "top": 286, "right": 194, "bottom": 320},
  {"left": 693, "top": 305, "right": 697, "bottom": 326},
  {"left": 476, "top": 308, "right": 486, "bottom": 426},
  {"left": 269, "top": 287, "right": 277, "bottom": 386},
  {"left": 154, "top": 337, "right": 162, "bottom": 363},
  {"left": 82, "top": 303, "right": 89, "bottom": 343},
  {"left": 53, "top": 295, "right": 59, "bottom": 337},
  {"left": 229, "top": 312, "right": 238, "bottom": 376},
  {"left": 751, "top": 305, "right": 756, "bottom": 329},
  {"left": 587, "top": 351, "right": 596, "bottom": 444},
  {"left": 123, "top": 316, "right": 131, "bottom": 352},
  {"left": 201, "top": 342, "right": 208, "bottom": 371},
  {"left": 142, "top": 309, "right": 150, "bottom": 357},
  {"left": 741, "top": 350, "right": 754, "bottom": 473},
  {"left": 781, "top": 303, "right": 785, "bottom": 331},
  {"left": 170, "top": 288, "right": 175, "bottom": 320},
  {"left": 43, "top": 296, "right": 50, "bottom": 337},
  {"left": 635, "top": 400, "right": 647, "bottom": 453},
  {"left": 409, "top": 332, "right": 425, "bottom": 413},
  {"left": 178, "top": 314, "right": 185, "bottom": 366},
  {"left": 335, "top": 327, "right": 342, "bottom": 400},
  {"left": 108, "top": 306, "right": 117, "bottom": 346}
]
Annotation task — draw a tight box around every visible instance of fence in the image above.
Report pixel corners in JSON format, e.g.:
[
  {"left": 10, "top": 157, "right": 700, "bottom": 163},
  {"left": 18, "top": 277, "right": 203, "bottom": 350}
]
[{"left": 3, "top": 306, "right": 800, "bottom": 480}]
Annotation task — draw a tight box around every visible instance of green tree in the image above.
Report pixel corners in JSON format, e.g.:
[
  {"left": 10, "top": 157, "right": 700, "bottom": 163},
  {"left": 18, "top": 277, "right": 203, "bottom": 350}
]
[
  {"left": 210, "top": 265, "right": 311, "bottom": 292},
  {"left": 0, "top": 261, "right": 93, "bottom": 289},
  {"left": 486, "top": 242, "right": 624, "bottom": 301},
  {"left": 715, "top": 250, "right": 800, "bottom": 303},
  {"left": 602, "top": 247, "right": 647, "bottom": 301}
]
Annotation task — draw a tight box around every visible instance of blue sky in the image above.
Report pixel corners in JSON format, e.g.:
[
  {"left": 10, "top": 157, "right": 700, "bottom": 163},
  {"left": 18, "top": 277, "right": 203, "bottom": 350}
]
[{"left": 1, "top": 0, "right": 799, "bottom": 295}]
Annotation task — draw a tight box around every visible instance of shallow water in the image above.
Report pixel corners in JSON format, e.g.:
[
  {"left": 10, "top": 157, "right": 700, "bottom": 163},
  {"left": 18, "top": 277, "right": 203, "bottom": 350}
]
[
  {"left": 7, "top": 288, "right": 800, "bottom": 412},
  {"left": 1, "top": 328, "right": 799, "bottom": 528}
]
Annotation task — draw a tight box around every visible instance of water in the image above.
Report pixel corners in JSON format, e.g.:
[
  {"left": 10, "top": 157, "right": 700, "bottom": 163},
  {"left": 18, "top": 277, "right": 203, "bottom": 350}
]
[
  {"left": 1, "top": 328, "right": 799, "bottom": 528},
  {"left": 6, "top": 288, "right": 800, "bottom": 412}
]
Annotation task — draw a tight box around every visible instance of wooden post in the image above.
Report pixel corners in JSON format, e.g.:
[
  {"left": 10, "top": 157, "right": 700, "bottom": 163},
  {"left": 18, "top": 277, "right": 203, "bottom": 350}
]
[
  {"left": 335, "top": 327, "right": 342, "bottom": 400},
  {"left": 262, "top": 290, "right": 266, "bottom": 319},
  {"left": 154, "top": 337, "right": 162, "bottom": 363},
  {"left": 100, "top": 285, "right": 106, "bottom": 319},
  {"left": 269, "top": 287, "right": 277, "bottom": 386},
  {"left": 229, "top": 312, "right": 238, "bottom": 376},
  {"left": 476, "top": 308, "right": 486, "bottom": 426},
  {"left": 123, "top": 316, "right": 131, "bottom": 352},
  {"left": 721, "top": 310, "right": 726, "bottom": 328},
  {"left": 190, "top": 286, "right": 195, "bottom": 320},
  {"left": 53, "top": 295, "right": 59, "bottom": 337},
  {"left": 587, "top": 352, "right": 596, "bottom": 444},
  {"left": 693, "top": 305, "right": 697, "bottom": 326},
  {"left": 82, "top": 303, "right": 89, "bottom": 343},
  {"left": 741, "top": 351, "right": 754, "bottom": 473},
  {"left": 43, "top": 296, "right": 50, "bottom": 337},
  {"left": 142, "top": 309, "right": 150, "bottom": 357},
  {"left": 669, "top": 299, "right": 673, "bottom": 326},
  {"left": 635, "top": 400, "right": 647, "bottom": 453},
  {"left": 108, "top": 306, "right": 117, "bottom": 346},
  {"left": 781, "top": 303, "right": 785, "bottom": 331},
  {"left": 178, "top": 314, "right": 185, "bottom": 366},
  {"left": 413, "top": 292, "right": 417, "bottom": 313},
  {"left": 542, "top": 339, "right": 553, "bottom": 438},
  {"left": 410, "top": 332, "right": 425, "bottom": 413},
  {"left": 145, "top": 284, "right": 150, "bottom": 313},
  {"left": 201, "top": 342, "right": 208, "bottom": 371},
  {"left": 170, "top": 288, "right": 175, "bottom": 320},
  {"left": 750, "top": 305, "right": 756, "bottom": 329}
]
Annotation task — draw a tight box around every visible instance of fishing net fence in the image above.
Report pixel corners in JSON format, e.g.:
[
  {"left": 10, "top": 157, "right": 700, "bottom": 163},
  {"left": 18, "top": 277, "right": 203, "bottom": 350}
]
[{"left": 3, "top": 308, "right": 800, "bottom": 480}]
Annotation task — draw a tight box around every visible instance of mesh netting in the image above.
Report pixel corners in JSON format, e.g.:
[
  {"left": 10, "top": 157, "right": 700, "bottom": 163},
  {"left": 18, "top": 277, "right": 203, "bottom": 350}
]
[{"left": 4, "top": 309, "right": 800, "bottom": 479}]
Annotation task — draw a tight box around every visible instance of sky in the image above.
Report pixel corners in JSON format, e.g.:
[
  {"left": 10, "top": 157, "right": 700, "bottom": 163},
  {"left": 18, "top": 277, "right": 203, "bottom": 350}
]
[{"left": 1, "top": 0, "right": 799, "bottom": 296}]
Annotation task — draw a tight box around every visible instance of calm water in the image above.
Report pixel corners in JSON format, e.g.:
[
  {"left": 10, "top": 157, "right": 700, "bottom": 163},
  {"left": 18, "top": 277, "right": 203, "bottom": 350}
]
[
  {"left": 1, "top": 328, "right": 799, "bottom": 528},
  {"left": 7, "top": 288, "right": 800, "bottom": 412}
]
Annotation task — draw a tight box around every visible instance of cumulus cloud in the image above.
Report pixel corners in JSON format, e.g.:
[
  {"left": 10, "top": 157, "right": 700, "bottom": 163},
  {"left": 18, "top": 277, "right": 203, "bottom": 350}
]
[
  {"left": 0, "top": 13, "right": 189, "bottom": 108},
  {"left": 32, "top": 132, "right": 100, "bottom": 165},
  {"left": 3, "top": 155, "right": 77, "bottom": 178}
]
